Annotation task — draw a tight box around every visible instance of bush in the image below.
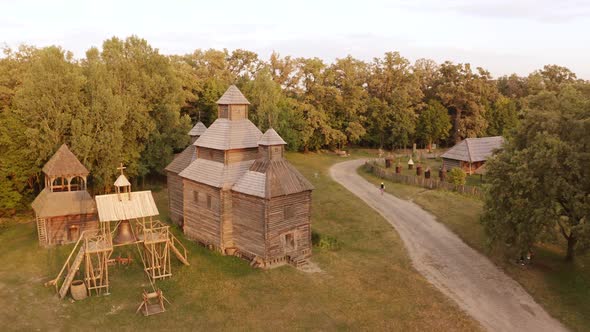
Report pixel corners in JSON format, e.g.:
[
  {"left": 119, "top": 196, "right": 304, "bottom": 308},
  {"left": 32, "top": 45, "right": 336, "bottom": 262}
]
[
  {"left": 311, "top": 231, "right": 341, "bottom": 251},
  {"left": 447, "top": 168, "right": 467, "bottom": 186}
]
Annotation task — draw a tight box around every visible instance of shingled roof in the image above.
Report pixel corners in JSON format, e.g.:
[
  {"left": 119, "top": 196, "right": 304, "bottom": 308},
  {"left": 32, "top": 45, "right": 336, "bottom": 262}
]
[
  {"left": 179, "top": 159, "right": 255, "bottom": 190},
  {"left": 216, "top": 85, "right": 250, "bottom": 105},
  {"left": 165, "top": 145, "right": 197, "bottom": 174},
  {"left": 32, "top": 188, "right": 96, "bottom": 218},
  {"left": 195, "top": 119, "right": 262, "bottom": 150},
  {"left": 441, "top": 136, "right": 504, "bottom": 163},
  {"left": 232, "top": 160, "right": 314, "bottom": 199},
  {"left": 42, "top": 144, "right": 89, "bottom": 177},
  {"left": 258, "top": 128, "right": 286, "bottom": 146},
  {"left": 188, "top": 121, "right": 207, "bottom": 137}
]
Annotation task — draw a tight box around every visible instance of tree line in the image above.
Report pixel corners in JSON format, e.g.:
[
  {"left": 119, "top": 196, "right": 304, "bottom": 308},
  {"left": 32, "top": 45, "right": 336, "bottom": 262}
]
[{"left": 0, "top": 35, "right": 587, "bottom": 213}]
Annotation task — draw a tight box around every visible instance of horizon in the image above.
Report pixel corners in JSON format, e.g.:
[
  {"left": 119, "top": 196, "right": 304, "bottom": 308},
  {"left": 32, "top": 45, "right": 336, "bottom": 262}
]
[{"left": 1, "top": 0, "right": 589, "bottom": 79}]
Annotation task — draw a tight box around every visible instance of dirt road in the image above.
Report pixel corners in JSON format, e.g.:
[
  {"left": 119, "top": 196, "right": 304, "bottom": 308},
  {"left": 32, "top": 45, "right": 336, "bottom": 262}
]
[{"left": 330, "top": 159, "right": 567, "bottom": 332}]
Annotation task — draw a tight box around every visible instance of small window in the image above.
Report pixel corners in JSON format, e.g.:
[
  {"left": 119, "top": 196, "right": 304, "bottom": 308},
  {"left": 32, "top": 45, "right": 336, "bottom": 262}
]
[
  {"left": 219, "top": 105, "right": 229, "bottom": 118},
  {"left": 284, "top": 205, "right": 295, "bottom": 219},
  {"left": 207, "top": 195, "right": 212, "bottom": 209},
  {"left": 193, "top": 191, "right": 199, "bottom": 203}
]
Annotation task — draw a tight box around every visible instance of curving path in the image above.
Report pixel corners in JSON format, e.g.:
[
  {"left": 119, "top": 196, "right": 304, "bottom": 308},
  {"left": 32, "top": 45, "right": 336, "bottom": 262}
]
[{"left": 330, "top": 159, "right": 567, "bottom": 332}]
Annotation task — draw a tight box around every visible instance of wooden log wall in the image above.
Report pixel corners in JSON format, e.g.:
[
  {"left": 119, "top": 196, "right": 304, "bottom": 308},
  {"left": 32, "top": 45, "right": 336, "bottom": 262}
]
[
  {"left": 366, "top": 161, "right": 483, "bottom": 199},
  {"left": 220, "top": 190, "right": 234, "bottom": 249},
  {"left": 46, "top": 214, "right": 98, "bottom": 246},
  {"left": 266, "top": 191, "right": 312, "bottom": 261},
  {"left": 167, "top": 172, "right": 184, "bottom": 226},
  {"left": 182, "top": 180, "right": 223, "bottom": 248},
  {"left": 231, "top": 192, "right": 266, "bottom": 258},
  {"left": 197, "top": 147, "right": 225, "bottom": 163},
  {"left": 226, "top": 148, "right": 258, "bottom": 164}
]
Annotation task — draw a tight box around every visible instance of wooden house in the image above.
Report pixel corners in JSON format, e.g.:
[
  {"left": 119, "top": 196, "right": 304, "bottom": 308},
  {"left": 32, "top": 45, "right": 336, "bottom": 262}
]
[
  {"left": 175, "top": 85, "right": 314, "bottom": 268},
  {"left": 441, "top": 136, "right": 504, "bottom": 174},
  {"left": 164, "top": 122, "right": 207, "bottom": 226},
  {"left": 32, "top": 144, "right": 98, "bottom": 246}
]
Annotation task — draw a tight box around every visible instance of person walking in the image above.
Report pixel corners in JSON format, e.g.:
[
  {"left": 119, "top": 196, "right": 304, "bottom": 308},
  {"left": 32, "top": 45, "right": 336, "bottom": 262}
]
[{"left": 380, "top": 182, "right": 385, "bottom": 195}]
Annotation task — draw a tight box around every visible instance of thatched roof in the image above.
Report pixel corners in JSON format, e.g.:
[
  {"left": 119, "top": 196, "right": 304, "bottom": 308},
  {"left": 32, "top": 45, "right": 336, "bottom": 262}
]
[
  {"left": 195, "top": 119, "right": 262, "bottom": 150},
  {"left": 441, "top": 136, "right": 504, "bottom": 163},
  {"left": 179, "top": 159, "right": 255, "bottom": 190},
  {"left": 258, "top": 128, "right": 286, "bottom": 146},
  {"left": 42, "top": 144, "right": 89, "bottom": 177},
  {"left": 188, "top": 121, "right": 207, "bottom": 137},
  {"left": 95, "top": 191, "right": 159, "bottom": 222},
  {"left": 216, "top": 85, "right": 250, "bottom": 105},
  {"left": 165, "top": 145, "right": 196, "bottom": 174},
  {"left": 32, "top": 188, "right": 96, "bottom": 218},
  {"left": 232, "top": 160, "right": 314, "bottom": 199}
]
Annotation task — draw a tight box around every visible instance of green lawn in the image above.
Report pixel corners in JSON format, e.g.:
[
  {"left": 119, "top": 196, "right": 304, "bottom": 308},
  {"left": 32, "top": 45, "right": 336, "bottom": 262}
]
[
  {"left": 0, "top": 152, "right": 479, "bottom": 331},
  {"left": 359, "top": 165, "right": 590, "bottom": 332}
]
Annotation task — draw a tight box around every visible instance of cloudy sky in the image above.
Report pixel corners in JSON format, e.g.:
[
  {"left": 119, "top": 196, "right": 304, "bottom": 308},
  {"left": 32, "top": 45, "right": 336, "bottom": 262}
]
[{"left": 2, "top": 0, "right": 589, "bottom": 78}]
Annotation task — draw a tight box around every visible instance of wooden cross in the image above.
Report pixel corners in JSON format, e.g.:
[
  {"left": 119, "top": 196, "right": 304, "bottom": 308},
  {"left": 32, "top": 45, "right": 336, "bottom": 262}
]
[{"left": 117, "top": 163, "right": 126, "bottom": 176}]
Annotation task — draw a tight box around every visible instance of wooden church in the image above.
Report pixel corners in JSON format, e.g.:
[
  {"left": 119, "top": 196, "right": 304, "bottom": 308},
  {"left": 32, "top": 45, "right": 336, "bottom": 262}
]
[
  {"left": 32, "top": 144, "right": 98, "bottom": 246},
  {"left": 169, "top": 85, "right": 314, "bottom": 268},
  {"left": 165, "top": 121, "right": 207, "bottom": 226}
]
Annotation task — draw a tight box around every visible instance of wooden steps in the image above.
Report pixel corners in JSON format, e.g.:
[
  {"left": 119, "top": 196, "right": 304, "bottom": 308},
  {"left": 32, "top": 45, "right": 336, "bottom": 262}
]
[
  {"left": 289, "top": 256, "right": 309, "bottom": 269},
  {"left": 36, "top": 217, "right": 47, "bottom": 245},
  {"left": 58, "top": 247, "right": 85, "bottom": 299}
]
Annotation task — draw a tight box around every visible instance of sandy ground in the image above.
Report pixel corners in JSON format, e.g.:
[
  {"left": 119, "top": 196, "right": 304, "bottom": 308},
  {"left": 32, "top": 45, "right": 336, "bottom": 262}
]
[{"left": 330, "top": 159, "right": 567, "bottom": 332}]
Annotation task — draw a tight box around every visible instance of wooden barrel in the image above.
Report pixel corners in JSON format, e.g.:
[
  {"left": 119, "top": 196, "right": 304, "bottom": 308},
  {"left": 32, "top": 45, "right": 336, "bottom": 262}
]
[
  {"left": 425, "top": 169, "right": 431, "bottom": 179},
  {"left": 395, "top": 165, "right": 402, "bottom": 174},
  {"left": 416, "top": 165, "right": 423, "bottom": 176},
  {"left": 385, "top": 158, "right": 393, "bottom": 168},
  {"left": 70, "top": 280, "right": 87, "bottom": 301}
]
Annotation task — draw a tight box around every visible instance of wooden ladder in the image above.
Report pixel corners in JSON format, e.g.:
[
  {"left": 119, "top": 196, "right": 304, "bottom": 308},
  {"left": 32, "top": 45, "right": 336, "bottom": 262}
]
[
  {"left": 58, "top": 247, "right": 85, "bottom": 299},
  {"left": 36, "top": 217, "right": 47, "bottom": 245},
  {"left": 169, "top": 233, "right": 189, "bottom": 266}
]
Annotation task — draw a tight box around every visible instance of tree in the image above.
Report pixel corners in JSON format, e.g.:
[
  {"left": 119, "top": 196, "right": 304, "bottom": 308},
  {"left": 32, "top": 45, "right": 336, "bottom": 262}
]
[
  {"left": 485, "top": 95, "right": 519, "bottom": 136},
  {"left": 447, "top": 168, "right": 466, "bottom": 186},
  {"left": 416, "top": 100, "right": 451, "bottom": 151},
  {"left": 435, "top": 62, "right": 498, "bottom": 143},
  {"left": 481, "top": 85, "right": 590, "bottom": 261}
]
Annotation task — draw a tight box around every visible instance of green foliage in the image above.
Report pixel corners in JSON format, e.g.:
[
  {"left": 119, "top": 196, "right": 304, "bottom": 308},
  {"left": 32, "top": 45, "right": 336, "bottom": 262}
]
[
  {"left": 486, "top": 95, "right": 519, "bottom": 136},
  {"left": 481, "top": 85, "right": 590, "bottom": 261},
  {"left": 311, "top": 231, "right": 341, "bottom": 251},
  {"left": 416, "top": 100, "right": 451, "bottom": 148},
  {"left": 447, "top": 168, "right": 467, "bottom": 186}
]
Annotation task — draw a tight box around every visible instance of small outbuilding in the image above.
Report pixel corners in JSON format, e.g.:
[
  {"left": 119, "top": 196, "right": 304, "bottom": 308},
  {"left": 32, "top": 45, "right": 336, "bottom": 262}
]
[
  {"left": 441, "top": 136, "right": 504, "bottom": 174},
  {"left": 32, "top": 144, "right": 98, "bottom": 246}
]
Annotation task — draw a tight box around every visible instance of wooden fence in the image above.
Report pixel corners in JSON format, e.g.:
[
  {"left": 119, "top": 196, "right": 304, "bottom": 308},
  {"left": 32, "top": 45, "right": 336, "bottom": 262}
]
[{"left": 364, "top": 160, "right": 484, "bottom": 199}]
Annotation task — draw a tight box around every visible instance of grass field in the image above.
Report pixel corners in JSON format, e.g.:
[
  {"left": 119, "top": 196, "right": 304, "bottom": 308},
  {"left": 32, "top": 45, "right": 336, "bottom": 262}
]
[
  {"left": 0, "top": 152, "right": 480, "bottom": 331},
  {"left": 359, "top": 165, "right": 590, "bottom": 332}
]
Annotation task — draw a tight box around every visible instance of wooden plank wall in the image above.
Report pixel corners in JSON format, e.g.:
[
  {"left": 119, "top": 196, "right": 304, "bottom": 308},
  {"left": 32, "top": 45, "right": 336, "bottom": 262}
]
[
  {"left": 167, "top": 172, "right": 184, "bottom": 226},
  {"left": 266, "top": 191, "right": 312, "bottom": 260},
  {"left": 226, "top": 148, "right": 258, "bottom": 164},
  {"left": 197, "top": 147, "right": 225, "bottom": 163},
  {"left": 182, "top": 180, "right": 223, "bottom": 248},
  {"left": 231, "top": 192, "right": 266, "bottom": 258},
  {"left": 46, "top": 214, "right": 98, "bottom": 246}
]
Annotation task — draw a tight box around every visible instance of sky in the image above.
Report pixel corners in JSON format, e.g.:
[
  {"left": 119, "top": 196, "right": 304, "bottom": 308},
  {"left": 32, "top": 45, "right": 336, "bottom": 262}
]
[{"left": 1, "top": 0, "right": 589, "bottom": 78}]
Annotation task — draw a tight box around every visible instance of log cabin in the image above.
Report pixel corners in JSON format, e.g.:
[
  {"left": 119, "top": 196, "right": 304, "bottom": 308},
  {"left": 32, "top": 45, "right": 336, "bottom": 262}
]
[
  {"left": 441, "top": 136, "right": 504, "bottom": 174},
  {"left": 174, "top": 85, "right": 314, "bottom": 268},
  {"left": 32, "top": 144, "right": 98, "bottom": 246}
]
